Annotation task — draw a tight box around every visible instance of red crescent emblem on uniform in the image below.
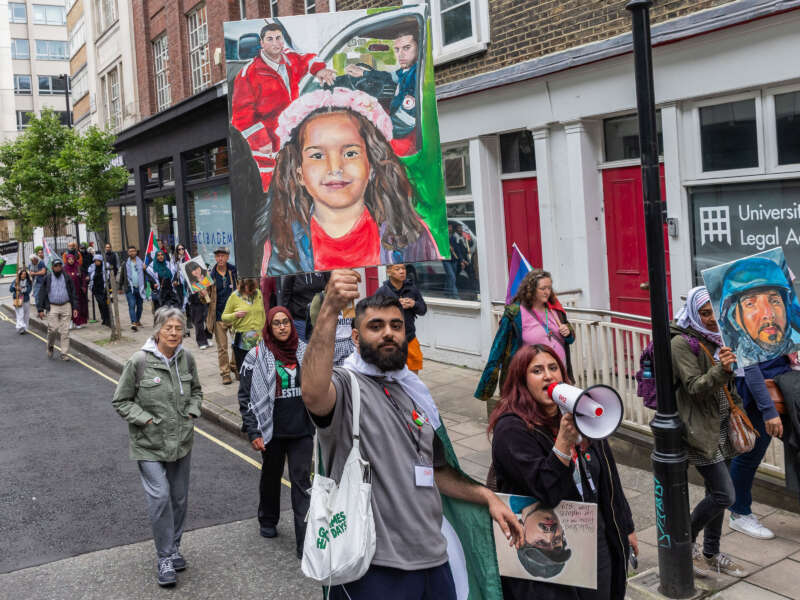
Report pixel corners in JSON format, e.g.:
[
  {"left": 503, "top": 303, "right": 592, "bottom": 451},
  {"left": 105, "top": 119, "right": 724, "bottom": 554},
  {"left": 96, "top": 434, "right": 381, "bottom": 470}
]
[{"left": 402, "top": 95, "right": 415, "bottom": 110}]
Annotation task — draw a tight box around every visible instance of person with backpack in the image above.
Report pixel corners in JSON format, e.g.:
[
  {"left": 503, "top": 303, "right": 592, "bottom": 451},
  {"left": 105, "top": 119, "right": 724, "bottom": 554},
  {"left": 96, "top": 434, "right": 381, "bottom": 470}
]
[
  {"left": 111, "top": 307, "right": 203, "bottom": 587},
  {"left": 475, "top": 269, "right": 575, "bottom": 402},
  {"left": 670, "top": 286, "right": 746, "bottom": 577}
]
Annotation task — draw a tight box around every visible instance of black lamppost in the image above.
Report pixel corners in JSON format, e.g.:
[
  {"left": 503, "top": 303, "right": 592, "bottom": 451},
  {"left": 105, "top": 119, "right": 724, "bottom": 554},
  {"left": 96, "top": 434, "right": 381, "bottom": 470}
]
[
  {"left": 626, "top": 1, "right": 695, "bottom": 597},
  {"left": 59, "top": 74, "right": 72, "bottom": 128}
]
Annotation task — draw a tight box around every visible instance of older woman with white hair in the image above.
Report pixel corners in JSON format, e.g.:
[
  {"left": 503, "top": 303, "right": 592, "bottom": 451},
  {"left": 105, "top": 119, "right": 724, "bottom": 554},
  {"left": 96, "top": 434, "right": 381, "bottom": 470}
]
[{"left": 112, "top": 307, "right": 203, "bottom": 587}]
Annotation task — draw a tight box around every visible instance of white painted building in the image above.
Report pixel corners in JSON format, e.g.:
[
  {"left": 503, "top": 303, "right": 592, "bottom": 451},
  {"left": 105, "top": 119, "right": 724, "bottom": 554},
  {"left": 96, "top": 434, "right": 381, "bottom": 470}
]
[{"left": 410, "top": 1, "right": 800, "bottom": 370}]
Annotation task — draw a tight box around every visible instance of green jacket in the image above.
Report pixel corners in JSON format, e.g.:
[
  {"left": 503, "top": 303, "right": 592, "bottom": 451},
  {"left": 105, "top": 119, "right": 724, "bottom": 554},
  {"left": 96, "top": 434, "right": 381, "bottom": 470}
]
[
  {"left": 671, "top": 322, "right": 742, "bottom": 459},
  {"left": 112, "top": 339, "right": 203, "bottom": 462}
]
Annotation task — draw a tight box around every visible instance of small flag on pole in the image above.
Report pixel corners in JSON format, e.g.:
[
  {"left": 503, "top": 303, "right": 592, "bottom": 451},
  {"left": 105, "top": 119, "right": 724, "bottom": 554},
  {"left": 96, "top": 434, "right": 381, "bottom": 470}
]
[
  {"left": 144, "top": 230, "right": 164, "bottom": 267},
  {"left": 42, "top": 238, "right": 57, "bottom": 269},
  {"left": 505, "top": 243, "right": 533, "bottom": 304}
]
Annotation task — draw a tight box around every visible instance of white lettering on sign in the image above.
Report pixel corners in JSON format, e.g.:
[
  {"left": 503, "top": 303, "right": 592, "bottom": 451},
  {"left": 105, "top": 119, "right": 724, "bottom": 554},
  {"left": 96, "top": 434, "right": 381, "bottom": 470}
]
[
  {"left": 739, "top": 227, "right": 780, "bottom": 251},
  {"left": 738, "top": 203, "right": 800, "bottom": 222}
]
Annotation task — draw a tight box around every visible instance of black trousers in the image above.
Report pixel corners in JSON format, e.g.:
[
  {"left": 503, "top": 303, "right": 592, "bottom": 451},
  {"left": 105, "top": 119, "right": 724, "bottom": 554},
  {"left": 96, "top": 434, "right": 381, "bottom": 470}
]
[
  {"left": 259, "top": 435, "right": 312, "bottom": 551},
  {"left": 188, "top": 304, "right": 209, "bottom": 346},
  {"left": 232, "top": 345, "right": 248, "bottom": 376},
  {"left": 691, "top": 460, "right": 735, "bottom": 556},
  {"left": 93, "top": 291, "right": 110, "bottom": 325}
]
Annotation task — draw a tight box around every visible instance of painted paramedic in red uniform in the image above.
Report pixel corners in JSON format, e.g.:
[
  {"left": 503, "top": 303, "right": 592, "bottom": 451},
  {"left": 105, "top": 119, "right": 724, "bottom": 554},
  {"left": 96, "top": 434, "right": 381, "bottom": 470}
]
[{"left": 231, "top": 23, "right": 336, "bottom": 191}]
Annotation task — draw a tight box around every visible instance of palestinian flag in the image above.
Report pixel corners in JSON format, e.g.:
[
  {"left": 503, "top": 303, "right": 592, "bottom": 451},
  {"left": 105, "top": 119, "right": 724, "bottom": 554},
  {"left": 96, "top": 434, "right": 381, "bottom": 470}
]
[
  {"left": 144, "top": 230, "right": 165, "bottom": 267},
  {"left": 42, "top": 238, "right": 57, "bottom": 269},
  {"left": 437, "top": 425, "right": 504, "bottom": 600}
]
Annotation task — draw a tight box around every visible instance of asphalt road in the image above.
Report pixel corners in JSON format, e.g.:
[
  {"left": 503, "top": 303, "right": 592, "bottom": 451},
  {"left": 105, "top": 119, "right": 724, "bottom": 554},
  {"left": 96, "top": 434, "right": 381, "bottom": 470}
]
[{"left": 0, "top": 310, "right": 318, "bottom": 599}]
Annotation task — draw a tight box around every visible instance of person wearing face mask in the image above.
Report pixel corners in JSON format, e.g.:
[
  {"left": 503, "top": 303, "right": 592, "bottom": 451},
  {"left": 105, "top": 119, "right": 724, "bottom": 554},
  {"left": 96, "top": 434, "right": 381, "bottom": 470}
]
[
  {"left": 488, "top": 344, "right": 637, "bottom": 600},
  {"left": 112, "top": 308, "right": 202, "bottom": 587},
  {"left": 237, "top": 305, "right": 313, "bottom": 560},
  {"left": 476, "top": 269, "right": 575, "bottom": 403},
  {"left": 671, "top": 286, "right": 747, "bottom": 576}
]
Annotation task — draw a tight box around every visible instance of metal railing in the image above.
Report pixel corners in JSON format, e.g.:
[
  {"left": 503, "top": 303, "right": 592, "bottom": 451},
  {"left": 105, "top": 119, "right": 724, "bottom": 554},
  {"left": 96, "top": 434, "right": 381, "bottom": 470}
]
[{"left": 490, "top": 303, "right": 786, "bottom": 478}]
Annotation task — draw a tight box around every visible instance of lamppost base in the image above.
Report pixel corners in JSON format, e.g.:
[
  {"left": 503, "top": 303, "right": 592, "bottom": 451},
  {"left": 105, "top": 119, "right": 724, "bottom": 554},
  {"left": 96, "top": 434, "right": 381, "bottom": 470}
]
[{"left": 628, "top": 568, "right": 699, "bottom": 600}]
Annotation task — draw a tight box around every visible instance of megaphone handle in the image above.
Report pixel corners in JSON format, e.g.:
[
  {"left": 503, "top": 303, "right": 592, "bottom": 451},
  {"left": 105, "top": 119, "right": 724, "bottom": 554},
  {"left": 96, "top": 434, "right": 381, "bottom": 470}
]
[{"left": 558, "top": 406, "right": 583, "bottom": 445}]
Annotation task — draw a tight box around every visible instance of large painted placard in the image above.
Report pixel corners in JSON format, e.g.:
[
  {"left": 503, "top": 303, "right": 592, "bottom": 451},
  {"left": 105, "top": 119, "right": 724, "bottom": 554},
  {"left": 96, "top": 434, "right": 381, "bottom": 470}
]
[
  {"left": 702, "top": 247, "right": 800, "bottom": 368},
  {"left": 493, "top": 494, "right": 597, "bottom": 590},
  {"left": 224, "top": 5, "right": 448, "bottom": 277}
]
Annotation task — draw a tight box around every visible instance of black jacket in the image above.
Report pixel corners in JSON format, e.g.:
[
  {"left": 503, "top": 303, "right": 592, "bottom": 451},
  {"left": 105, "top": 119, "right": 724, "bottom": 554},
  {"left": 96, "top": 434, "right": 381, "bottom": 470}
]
[
  {"left": 281, "top": 272, "right": 329, "bottom": 321},
  {"left": 105, "top": 251, "right": 119, "bottom": 276},
  {"left": 376, "top": 278, "right": 427, "bottom": 341},
  {"left": 492, "top": 413, "right": 634, "bottom": 600},
  {"left": 36, "top": 272, "right": 77, "bottom": 312}
]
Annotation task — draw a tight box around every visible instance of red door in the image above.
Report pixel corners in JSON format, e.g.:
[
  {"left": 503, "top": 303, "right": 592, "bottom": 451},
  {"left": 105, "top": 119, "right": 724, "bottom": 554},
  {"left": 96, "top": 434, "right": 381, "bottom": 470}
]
[
  {"left": 365, "top": 266, "right": 380, "bottom": 295},
  {"left": 502, "top": 178, "right": 542, "bottom": 268},
  {"left": 602, "top": 165, "right": 671, "bottom": 318}
]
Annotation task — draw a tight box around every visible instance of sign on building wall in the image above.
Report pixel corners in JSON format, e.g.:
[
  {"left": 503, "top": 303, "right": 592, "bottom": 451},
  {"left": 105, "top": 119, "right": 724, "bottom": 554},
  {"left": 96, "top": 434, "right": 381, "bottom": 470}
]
[
  {"left": 190, "top": 185, "right": 236, "bottom": 267},
  {"left": 690, "top": 179, "right": 800, "bottom": 288},
  {"left": 224, "top": 5, "right": 448, "bottom": 277}
]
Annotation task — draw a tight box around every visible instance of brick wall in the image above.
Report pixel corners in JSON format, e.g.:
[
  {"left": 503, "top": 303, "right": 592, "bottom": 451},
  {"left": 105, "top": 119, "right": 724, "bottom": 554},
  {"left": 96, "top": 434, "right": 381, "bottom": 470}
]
[{"left": 334, "top": 0, "right": 735, "bottom": 85}]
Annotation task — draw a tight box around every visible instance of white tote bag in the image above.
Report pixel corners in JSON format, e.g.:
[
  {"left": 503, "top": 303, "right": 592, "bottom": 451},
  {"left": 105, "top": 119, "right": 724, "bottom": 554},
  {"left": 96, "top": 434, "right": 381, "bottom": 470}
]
[{"left": 301, "top": 369, "right": 376, "bottom": 585}]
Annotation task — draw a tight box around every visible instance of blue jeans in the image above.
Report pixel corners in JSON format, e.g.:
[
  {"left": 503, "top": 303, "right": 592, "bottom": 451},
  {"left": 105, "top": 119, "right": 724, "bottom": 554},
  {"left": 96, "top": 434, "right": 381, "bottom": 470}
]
[
  {"left": 442, "top": 260, "right": 458, "bottom": 299},
  {"left": 294, "top": 318, "right": 308, "bottom": 343},
  {"left": 125, "top": 288, "right": 143, "bottom": 324},
  {"left": 729, "top": 405, "right": 771, "bottom": 515}
]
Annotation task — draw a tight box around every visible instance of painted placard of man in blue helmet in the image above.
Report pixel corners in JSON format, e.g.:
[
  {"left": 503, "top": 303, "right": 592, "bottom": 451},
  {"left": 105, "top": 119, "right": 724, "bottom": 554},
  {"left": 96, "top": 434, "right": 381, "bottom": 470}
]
[
  {"left": 702, "top": 247, "right": 800, "bottom": 368},
  {"left": 510, "top": 496, "right": 572, "bottom": 579}
]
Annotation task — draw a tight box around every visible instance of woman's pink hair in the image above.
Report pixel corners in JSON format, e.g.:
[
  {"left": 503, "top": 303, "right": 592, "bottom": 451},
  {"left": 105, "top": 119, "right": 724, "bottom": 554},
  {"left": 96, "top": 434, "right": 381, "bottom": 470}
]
[{"left": 487, "top": 344, "right": 572, "bottom": 435}]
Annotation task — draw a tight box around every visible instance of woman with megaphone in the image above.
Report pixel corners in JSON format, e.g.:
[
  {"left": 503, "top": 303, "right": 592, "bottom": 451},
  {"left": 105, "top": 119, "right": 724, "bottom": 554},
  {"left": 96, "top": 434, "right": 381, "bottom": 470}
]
[
  {"left": 488, "top": 344, "right": 637, "bottom": 600},
  {"left": 671, "top": 286, "right": 747, "bottom": 578}
]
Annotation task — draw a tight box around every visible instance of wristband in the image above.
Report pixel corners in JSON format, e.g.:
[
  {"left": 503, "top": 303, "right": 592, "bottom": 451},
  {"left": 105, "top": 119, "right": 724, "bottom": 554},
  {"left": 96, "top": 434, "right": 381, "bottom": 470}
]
[{"left": 552, "top": 445, "right": 571, "bottom": 461}]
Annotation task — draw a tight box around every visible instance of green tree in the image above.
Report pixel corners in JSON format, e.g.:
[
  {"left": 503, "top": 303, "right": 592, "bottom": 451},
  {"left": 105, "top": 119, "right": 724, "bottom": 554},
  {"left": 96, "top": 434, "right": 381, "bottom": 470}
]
[
  {"left": 63, "top": 126, "right": 129, "bottom": 340},
  {"left": 0, "top": 137, "right": 32, "bottom": 267},
  {"left": 3, "top": 109, "right": 79, "bottom": 250}
]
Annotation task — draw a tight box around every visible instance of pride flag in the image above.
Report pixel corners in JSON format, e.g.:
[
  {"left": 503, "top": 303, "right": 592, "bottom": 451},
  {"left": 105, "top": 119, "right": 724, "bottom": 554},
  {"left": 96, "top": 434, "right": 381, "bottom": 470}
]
[{"left": 505, "top": 244, "right": 532, "bottom": 304}]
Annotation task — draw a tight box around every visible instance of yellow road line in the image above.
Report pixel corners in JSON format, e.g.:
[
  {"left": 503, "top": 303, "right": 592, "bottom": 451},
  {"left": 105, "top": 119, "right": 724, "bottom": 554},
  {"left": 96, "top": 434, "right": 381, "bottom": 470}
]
[{"left": 0, "top": 310, "right": 289, "bottom": 486}]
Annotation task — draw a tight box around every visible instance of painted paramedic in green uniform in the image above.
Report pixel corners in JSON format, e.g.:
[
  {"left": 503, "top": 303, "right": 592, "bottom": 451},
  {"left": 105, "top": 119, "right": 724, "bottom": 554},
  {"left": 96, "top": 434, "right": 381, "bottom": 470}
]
[{"left": 343, "top": 28, "right": 419, "bottom": 156}]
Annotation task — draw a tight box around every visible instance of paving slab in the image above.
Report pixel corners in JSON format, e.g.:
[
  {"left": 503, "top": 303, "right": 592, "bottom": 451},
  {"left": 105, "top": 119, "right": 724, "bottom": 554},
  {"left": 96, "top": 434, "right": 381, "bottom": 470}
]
[
  {"left": 761, "top": 510, "right": 800, "bottom": 544},
  {"left": 719, "top": 532, "right": 800, "bottom": 566},
  {"left": 745, "top": 558, "right": 800, "bottom": 599},
  {"left": 710, "top": 581, "right": 790, "bottom": 599}
]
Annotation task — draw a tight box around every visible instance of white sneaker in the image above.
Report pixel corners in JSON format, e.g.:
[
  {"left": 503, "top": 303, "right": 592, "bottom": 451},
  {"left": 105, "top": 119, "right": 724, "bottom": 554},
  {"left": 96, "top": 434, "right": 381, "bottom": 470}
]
[{"left": 729, "top": 512, "right": 775, "bottom": 539}]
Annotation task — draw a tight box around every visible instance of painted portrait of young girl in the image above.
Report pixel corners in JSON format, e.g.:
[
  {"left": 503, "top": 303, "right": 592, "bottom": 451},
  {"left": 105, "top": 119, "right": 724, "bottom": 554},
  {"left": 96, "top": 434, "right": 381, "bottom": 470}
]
[
  {"left": 259, "top": 87, "right": 441, "bottom": 275},
  {"left": 184, "top": 260, "right": 213, "bottom": 293}
]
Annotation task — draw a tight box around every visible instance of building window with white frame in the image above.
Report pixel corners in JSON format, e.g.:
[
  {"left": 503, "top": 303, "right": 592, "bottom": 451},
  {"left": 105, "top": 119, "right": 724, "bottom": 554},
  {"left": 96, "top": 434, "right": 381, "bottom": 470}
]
[
  {"left": 70, "top": 69, "right": 88, "bottom": 102},
  {"left": 699, "top": 99, "right": 758, "bottom": 172},
  {"left": 305, "top": 0, "right": 315, "bottom": 14},
  {"left": 153, "top": 34, "right": 171, "bottom": 111},
  {"left": 16, "top": 111, "right": 32, "bottom": 130},
  {"left": 38, "top": 74, "right": 68, "bottom": 95},
  {"left": 14, "top": 74, "right": 32, "bottom": 95},
  {"left": 11, "top": 39, "right": 30, "bottom": 59},
  {"left": 431, "top": 0, "right": 489, "bottom": 64},
  {"left": 410, "top": 143, "right": 479, "bottom": 302},
  {"left": 33, "top": 4, "right": 66, "bottom": 25},
  {"left": 95, "top": 0, "right": 118, "bottom": 36},
  {"left": 69, "top": 19, "right": 86, "bottom": 56},
  {"left": 775, "top": 91, "right": 800, "bottom": 166},
  {"left": 9, "top": 2, "right": 26, "bottom": 22},
  {"left": 35, "top": 40, "right": 69, "bottom": 60},
  {"left": 101, "top": 66, "right": 122, "bottom": 131},
  {"left": 187, "top": 4, "right": 210, "bottom": 94}
]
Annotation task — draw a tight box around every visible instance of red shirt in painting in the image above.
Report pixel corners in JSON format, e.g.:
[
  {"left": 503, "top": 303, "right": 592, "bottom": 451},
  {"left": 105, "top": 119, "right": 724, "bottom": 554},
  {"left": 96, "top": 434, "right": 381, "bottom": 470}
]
[{"left": 310, "top": 208, "right": 381, "bottom": 270}]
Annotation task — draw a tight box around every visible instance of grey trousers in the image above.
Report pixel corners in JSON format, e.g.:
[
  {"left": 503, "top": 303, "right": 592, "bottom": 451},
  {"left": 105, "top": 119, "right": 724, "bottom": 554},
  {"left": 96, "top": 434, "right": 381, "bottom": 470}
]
[{"left": 137, "top": 452, "right": 192, "bottom": 558}]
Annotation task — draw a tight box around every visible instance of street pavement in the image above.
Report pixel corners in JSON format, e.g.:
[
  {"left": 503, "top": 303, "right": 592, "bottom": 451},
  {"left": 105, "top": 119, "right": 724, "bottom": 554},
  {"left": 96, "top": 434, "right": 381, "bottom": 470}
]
[
  {"left": 0, "top": 307, "right": 317, "bottom": 599},
  {"left": 3, "top": 287, "right": 800, "bottom": 598}
]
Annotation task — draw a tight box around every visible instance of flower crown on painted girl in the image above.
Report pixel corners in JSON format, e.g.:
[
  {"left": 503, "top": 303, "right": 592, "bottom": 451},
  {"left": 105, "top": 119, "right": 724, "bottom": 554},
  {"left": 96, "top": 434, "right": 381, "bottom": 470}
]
[{"left": 275, "top": 87, "right": 394, "bottom": 148}]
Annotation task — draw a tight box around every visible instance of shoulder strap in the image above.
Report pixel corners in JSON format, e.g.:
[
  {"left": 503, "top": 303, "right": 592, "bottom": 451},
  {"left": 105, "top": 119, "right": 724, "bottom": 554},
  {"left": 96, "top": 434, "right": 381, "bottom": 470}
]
[
  {"left": 696, "top": 341, "right": 735, "bottom": 404},
  {"left": 347, "top": 369, "right": 361, "bottom": 444}
]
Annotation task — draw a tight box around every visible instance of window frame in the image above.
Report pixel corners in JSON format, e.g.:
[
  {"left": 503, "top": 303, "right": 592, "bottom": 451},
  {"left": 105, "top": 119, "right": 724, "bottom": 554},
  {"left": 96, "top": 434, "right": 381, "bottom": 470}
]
[
  {"left": 95, "top": 0, "right": 118, "bottom": 37},
  {"left": 305, "top": 0, "right": 315, "bottom": 14},
  {"left": 9, "top": 2, "right": 27, "bottom": 23},
  {"left": 13, "top": 74, "right": 32, "bottom": 95},
  {"left": 187, "top": 4, "right": 211, "bottom": 94},
  {"left": 153, "top": 34, "right": 171, "bottom": 111},
  {"left": 16, "top": 110, "right": 32, "bottom": 130},
  {"left": 428, "top": 0, "right": 489, "bottom": 66},
  {"left": 38, "top": 74, "right": 68, "bottom": 95},
  {"left": 763, "top": 82, "right": 800, "bottom": 173},
  {"left": 101, "top": 65, "right": 122, "bottom": 131},
  {"left": 32, "top": 4, "right": 66, "bottom": 25},
  {"left": 11, "top": 38, "right": 30, "bottom": 59},
  {"left": 69, "top": 19, "right": 86, "bottom": 57},
  {"left": 70, "top": 68, "right": 88, "bottom": 102},
  {"left": 686, "top": 91, "right": 765, "bottom": 181},
  {"left": 35, "top": 39, "right": 69, "bottom": 60}
]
